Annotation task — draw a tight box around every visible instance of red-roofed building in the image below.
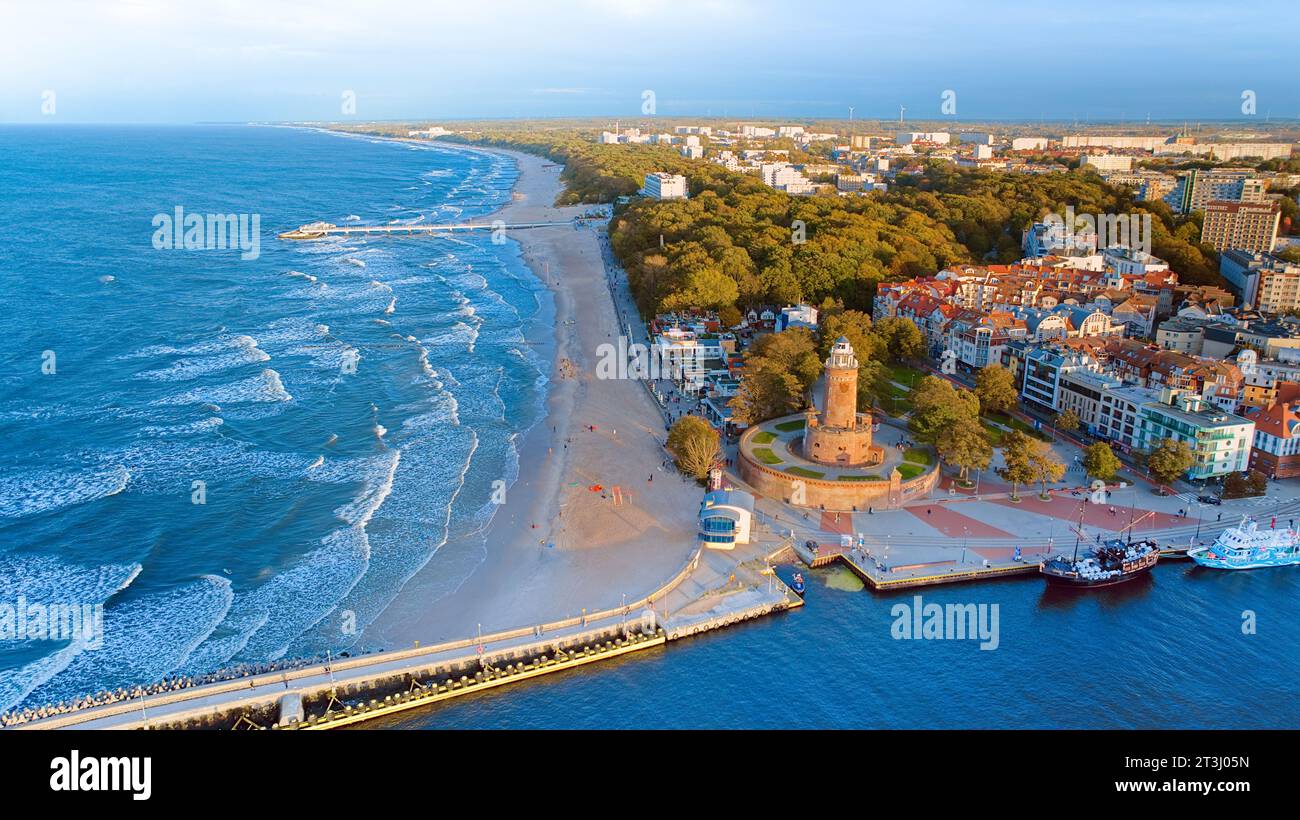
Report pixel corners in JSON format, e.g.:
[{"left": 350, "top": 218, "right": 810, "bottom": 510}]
[{"left": 1246, "top": 382, "right": 1300, "bottom": 478}]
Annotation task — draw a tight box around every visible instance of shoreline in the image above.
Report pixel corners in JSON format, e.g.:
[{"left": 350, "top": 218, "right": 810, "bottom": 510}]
[{"left": 359, "top": 138, "right": 700, "bottom": 645}]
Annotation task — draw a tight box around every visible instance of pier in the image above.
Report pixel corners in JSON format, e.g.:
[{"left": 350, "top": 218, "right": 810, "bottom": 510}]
[
  {"left": 11, "top": 540, "right": 801, "bottom": 731},
  {"left": 278, "top": 219, "right": 585, "bottom": 240}
]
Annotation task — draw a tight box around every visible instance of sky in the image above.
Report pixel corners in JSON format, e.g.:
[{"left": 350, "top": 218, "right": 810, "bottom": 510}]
[{"left": 1, "top": 0, "right": 1296, "bottom": 124}]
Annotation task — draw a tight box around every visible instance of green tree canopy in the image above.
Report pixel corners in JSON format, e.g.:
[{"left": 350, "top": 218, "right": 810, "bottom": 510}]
[
  {"left": 1082, "top": 442, "right": 1121, "bottom": 482},
  {"left": 667, "top": 416, "right": 721, "bottom": 480},
  {"left": 909, "top": 375, "right": 980, "bottom": 443},
  {"left": 974, "top": 363, "right": 1019, "bottom": 415},
  {"left": 1146, "top": 438, "right": 1195, "bottom": 486}
]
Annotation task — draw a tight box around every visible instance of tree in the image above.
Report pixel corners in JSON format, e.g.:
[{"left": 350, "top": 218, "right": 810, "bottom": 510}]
[
  {"left": 936, "top": 414, "right": 992, "bottom": 484},
  {"left": 1082, "top": 442, "right": 1121, "bottom": 482},
  {"left": 659, "top": 267, "right": 740, "bottom": 312},
  {"left": 1222, "top": 471, "right": 1249, "bottom": 499},
  {"left": 871, "top": 316, "right": 925, "bottom": 363},
  {"left": 997, "top": 430, "right": 1037, "bottom": 501},
  {"left": 1247, "top": 469, "right": 1268, "bottom": 496},
  {"left": 728, "top": 329, "right": 821, "bottom": 424},
  {"left": 818, "top": 310, "right": 879, "bottom": 362},
  {"left": 1028, "top": 440, "right": 1066, "bottom": 498},
  {"left": 1055, "top": 408, "right": 1080, "bottom": 433},
  {"left": 909, "top": 376, "right": 980, "bottom": 443},
  {"left": 717, "top": 304, "right": 743, "bottom": 329},
  {"left": 974, "top": 363, "right": 1018, "bottom": 415},
  {"left": 666, "top": 416, "right": 720, "bottom": 480},
  {"left": 1146, "top": 438, "right": 1194, "bottom": 488}
]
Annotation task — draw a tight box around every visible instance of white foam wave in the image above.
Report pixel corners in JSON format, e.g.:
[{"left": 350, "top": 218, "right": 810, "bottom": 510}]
[
  {"left": 18, "top": 575, "right": 234, "bottom": 710},
  {"left": 152, "top": 369, "right": 292, "bottom": 406},
  {"left": 0, "top": 466, "right": 130, "bottom": 520}
]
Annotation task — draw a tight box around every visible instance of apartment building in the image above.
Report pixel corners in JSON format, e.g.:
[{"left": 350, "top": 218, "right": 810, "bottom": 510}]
[
  {"left": 1246, "top": 382, "right": 1300, "bottom": 478},
  {"left": 1136, "top": 390, "right": 1254, "bottom": 479},
  {"left": 1081, "top": 154, "right": 1134, "bottom": 173},
  {"left": 1220, "top": 249, "right": 1300, "bottom": 311},
  {"left": 641, "top": 172, "right": 688, "bottom": 200},
  {"left": 1200, "top": 202, "right": 1280, "bottom": 253},
  {"left": 946, "top": 311, "right": 1028, "bottom": 370},
  {"left": 1163, "top": 169, "right": 1268, "bottom": 214}
]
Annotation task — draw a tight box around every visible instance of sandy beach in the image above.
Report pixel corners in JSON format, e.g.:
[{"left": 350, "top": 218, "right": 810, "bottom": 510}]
[{"left": 363, "top": 145, "right": 701, "bottom": 645}]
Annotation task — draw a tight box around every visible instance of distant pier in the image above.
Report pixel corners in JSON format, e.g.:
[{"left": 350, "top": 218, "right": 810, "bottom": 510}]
[{"left": 278, "top": 218, "right": 586, "bottom": 240}]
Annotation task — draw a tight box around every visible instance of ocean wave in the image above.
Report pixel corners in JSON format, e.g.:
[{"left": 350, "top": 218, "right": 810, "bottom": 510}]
[
  {"left": 0, "top": 466, "right": 130, "bottom": 520},
  {"left": 137, "top": 417, "right": 225, "bottom": 437},
  {"left": 200, "top": 450, "right": 400, "bottom": 662},
  {"left": 18, "top": 575, "right": 234, "bottom": 710},
  {"left": 152, "top": 369, "right": 291, "bottom": 406},
  {"left": 134, "top": 336, "right": 270, "bottom": 382},
  {"left": 0, "top": 556, "right": 144, "bottom": 710}
]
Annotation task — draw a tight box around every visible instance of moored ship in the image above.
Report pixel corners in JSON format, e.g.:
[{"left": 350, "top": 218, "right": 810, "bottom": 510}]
[
  {"left": 1188, "top": 518, "right": 1300, "bottom": 570},
  {"left": 1040, "top": 538, "right": 1160, "bottom": 588}
]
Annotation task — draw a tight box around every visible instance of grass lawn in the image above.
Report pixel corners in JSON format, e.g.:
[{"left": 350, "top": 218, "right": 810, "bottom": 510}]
[
  {"left": 902, "top": 447, "right": 932, "bottom": 466},
  {"left": 838, "top": 474, "right": 884, "bottom": 481},
  {"left": 774, "top": 419, "right": 806, "bottom": 432},
  {"left": 886, "top": 364, "right": 925, "bottom": 387},
  {"left": 980, "top": 421, "right": 1005, "bottom": 446},
  {"left": 786, "top": 466, "right": 825, "bottom": 479},
  {"left": 986, "top": 411, "right": 1052, "bottom": 441},
  {"left": 751, "top": 431, "right": 777, "bottom": 445},
  {"left": 883, "top": 396, "right": 913, "bottom": 417},
  {"left": 896, "top": 463, "right": 926, "bottom": 480},
  {"left": 752, "top": 447, "right": 782, "bottom": 465}
]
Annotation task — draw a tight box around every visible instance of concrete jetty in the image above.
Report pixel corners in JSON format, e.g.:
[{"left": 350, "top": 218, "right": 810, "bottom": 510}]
[{"left": 11, "top": 540, "right": 801, "bottom": 731}]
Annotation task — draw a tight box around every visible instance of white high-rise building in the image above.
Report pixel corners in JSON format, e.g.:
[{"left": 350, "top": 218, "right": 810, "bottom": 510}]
[
  {"left": 1082, "top": 154, "right": 1133, "bottom": 172},
  {"left": 641, "top": 173, "right": 688, "bottom": 200}
]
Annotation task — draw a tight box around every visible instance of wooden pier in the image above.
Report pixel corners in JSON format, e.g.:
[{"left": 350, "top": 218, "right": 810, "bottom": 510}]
[{"left": 278, "top": 219, "right": 582, "bottom": 240}]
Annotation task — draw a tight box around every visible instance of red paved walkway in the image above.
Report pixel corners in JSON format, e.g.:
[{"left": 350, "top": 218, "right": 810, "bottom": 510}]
[
  {"left": 988, "top": 494, "right": 1185, "bottom": 532},
  {"left": 819, "top": 511, "right": 854, "bottom": 534},
  {"left": 905, "top": 504, "right": 1015, "bottom": 539}
]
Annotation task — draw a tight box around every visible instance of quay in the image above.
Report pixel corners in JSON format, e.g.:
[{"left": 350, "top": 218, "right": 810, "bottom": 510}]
[
  {"left": 790, "top": 539, "right": 1040, "bottom": 589},
  {"left": 11, "top": 540, "right": 801, "bottom": 731},
  {"left": 277, "top": 218, "right": 584, "bottom": 239}
]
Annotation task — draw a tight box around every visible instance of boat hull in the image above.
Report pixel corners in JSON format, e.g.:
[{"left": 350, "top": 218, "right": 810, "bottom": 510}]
[
  {"left": 1041, "top": 563, "right": 1155, "bottom": 588},
  {"left": 1188, "top": 550, "right": 1300, "bottom": 570}
]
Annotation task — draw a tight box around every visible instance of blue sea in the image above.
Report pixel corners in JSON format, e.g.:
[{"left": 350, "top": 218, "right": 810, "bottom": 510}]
[
  {"left": 0, "top": 125, "right": 550, "bottom": 711},
  {"left": 374, "top": 564, "right": 1300, "bottom": 729}
]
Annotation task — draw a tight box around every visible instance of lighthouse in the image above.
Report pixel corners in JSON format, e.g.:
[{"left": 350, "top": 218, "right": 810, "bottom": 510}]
[
  {"left": 802, "top": 336, "right": 882, "bottom": 467},
  {"left": 822, "top": 336, "right": 859, "bottom": 429}
]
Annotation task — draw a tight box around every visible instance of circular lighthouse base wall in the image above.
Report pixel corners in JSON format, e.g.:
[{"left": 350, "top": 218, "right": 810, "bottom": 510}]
[
  {"left": 802, "top": 426, "right": 883, "bottom": 467},
  {"left": 737, "top": 450, "right": 938, "bottom": 512}
]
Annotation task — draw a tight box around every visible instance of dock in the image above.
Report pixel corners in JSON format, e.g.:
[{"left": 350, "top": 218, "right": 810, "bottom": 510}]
[
  {"left": 277, "top": 219, "right": 584, "bottom": 240},
  {"left": 789, "top": 539, "right": 1041, "bottom": 589}
]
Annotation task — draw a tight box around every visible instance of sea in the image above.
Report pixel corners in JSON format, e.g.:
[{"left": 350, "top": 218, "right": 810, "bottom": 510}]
[
  {"left": 0, "top": 125, "right": 551, "bottom": 712},
  {"left": 374, "top": 563, "right": 1300, "bottom": 729},
  {"left": 1, "top": 125, "right": 1296, "bottom": 729}
]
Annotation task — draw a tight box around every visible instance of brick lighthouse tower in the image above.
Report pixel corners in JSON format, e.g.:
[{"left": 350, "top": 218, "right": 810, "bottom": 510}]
[
  {"left": 802, "top": 336, "right": 882, "bottom": 467},
  {"left": 822, "top": 336, "right": 859, "bottom": 428}
]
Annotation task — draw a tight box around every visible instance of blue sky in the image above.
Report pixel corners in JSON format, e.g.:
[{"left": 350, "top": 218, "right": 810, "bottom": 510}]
[{"left": 1, "top": 0, "right": 1295, "bottom": 123}]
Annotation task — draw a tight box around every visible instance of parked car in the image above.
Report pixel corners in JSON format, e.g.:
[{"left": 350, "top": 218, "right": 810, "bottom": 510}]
[{"left": 1197, "top": 495, "right": 1222, "bottom": 505}]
